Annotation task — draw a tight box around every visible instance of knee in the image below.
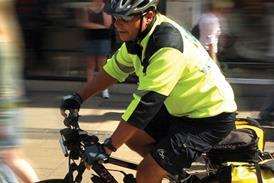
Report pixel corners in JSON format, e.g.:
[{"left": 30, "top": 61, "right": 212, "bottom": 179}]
[
  {"left": 136, "top": 160, "right": 151, "bottom": 179},
  {"left": 125, "top": 140, "right": 135, "bottom": 151},
  {"left": 136, "top": 154, "right": 167, "bottom": 183}
]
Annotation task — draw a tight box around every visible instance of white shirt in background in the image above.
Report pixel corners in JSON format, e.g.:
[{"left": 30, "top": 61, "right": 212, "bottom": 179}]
[{"left": 199, "top": 13, "right": 221, "bottom": 53}]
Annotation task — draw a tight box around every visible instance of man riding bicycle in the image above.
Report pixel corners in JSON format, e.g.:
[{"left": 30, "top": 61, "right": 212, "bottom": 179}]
[{"left": 60, "top": 0, "right": 237, "bottom": 182}]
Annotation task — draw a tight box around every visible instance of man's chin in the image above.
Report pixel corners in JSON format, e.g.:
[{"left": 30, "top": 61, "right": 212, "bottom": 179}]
[
  {"left": 120, "top": 37, "right": 130, "bottom": 42},
  {"left": 118, "top": 34, "right": 131, "bottom": 42},
  {"left": 118, "top": 35, "right": 126, "bottom": 41}
]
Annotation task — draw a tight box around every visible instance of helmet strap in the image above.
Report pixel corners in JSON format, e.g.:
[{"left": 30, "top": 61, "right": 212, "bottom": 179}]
[{"left": 135, "top": 13, "right": 145, "bottom": 43}]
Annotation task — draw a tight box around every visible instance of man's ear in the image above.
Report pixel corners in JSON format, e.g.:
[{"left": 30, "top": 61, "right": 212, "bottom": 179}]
[{"left": 145, "top": 10, "right": 155, "bottom": 24}]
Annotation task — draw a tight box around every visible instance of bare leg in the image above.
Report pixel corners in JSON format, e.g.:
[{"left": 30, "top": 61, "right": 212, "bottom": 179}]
[
  {"left": 1, "top": 149, "right": 39, "bottom": 183},
  {"left": 97, "top": 55, "right": 107, "bottom": 72},
  {"left": 86, "top": 56, "right": 96, "bottom": 82},
  {"left": 136, "top": 154, "right": 168, "bottom": 183},
  {"left": 97, "top": 55, "right": 110, "bottom": 98},
  {"left": 125, "top": 129, "right": 156, "bottom": 157}
]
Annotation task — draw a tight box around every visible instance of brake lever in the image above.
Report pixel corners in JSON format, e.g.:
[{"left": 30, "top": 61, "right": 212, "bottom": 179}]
[{"left": 64, "top": 112, "right": 80, "bottom": 128}]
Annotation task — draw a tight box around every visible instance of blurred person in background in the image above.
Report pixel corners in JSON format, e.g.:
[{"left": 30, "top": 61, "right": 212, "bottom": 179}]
[
  {"left": 0, "top": 0, "right": 39, "bottom": 182},
  {"left": 266, "top": 0, "right": 274, "bottom": 58},
  {"left": 198, "top": 0, "right": 234, "bottom": 64},
  {"left": 259, "top": 91, "right": 274, "bottom": 123},
  {"left": 76, "top": 0, "right": 113, "bottom": 99},
  {"left": 259, "top": 0, "right": 274, "bottom": 124}
]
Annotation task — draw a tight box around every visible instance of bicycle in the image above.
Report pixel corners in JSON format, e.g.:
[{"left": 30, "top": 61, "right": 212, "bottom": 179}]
[{"left": 37, "top": 112, "right": 274, "bottom": 183}]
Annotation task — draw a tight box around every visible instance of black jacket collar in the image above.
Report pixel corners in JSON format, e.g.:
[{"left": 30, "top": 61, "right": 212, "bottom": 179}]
[{"left": 126, "top": 16, "right": 156, "bottom": 56}]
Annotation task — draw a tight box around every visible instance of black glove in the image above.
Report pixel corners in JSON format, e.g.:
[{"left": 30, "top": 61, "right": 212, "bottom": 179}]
[
  {"left": 83, "top": 144, "right": 109, "bottom": 165},
  {"left": 60, "top": 93, "right": 82, "bottom": 114}
]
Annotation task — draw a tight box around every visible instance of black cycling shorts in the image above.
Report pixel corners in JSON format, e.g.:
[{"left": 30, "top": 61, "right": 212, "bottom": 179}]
[{"left": 144, "top": 105, "right": 236, "bottom": 175}]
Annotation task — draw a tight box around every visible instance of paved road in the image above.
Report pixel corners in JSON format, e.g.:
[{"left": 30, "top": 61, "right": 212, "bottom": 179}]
[{"left": 21, "top": 88, "right": 142, "bottom": 182}]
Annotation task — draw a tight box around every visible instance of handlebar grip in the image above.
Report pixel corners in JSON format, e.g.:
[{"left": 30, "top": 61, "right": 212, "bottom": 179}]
[{"left": 64, "top": 112, "right": 80, "bottom": 128}]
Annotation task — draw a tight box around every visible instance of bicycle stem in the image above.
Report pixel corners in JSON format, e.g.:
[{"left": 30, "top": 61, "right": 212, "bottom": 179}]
[{"left": 92, "top": 163, "right": 118, "bottom": 183}]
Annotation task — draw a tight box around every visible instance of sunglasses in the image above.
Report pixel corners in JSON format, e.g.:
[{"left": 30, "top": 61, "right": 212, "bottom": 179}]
[
  {"left": 113, "top": 12, "right": 148, "bottom": 22},
  {"left": 113, "top": 15, "right": 137, "bottom": 22}
]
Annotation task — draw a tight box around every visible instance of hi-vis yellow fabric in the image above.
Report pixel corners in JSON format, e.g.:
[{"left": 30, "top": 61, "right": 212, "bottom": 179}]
[
  {"left": 230, "top": 160, "right": 274, "bottom": 183},
  {"left": 104, "top": 14, "right": 237, "bottom": 122}
]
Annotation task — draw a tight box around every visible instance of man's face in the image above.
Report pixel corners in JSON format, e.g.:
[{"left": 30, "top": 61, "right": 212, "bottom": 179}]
[
  {"left": 114, "top": 15, "right": 141, "bottom": 41},
  {"left": 113, "top": 11, "right": 154, "bottom": 41}
]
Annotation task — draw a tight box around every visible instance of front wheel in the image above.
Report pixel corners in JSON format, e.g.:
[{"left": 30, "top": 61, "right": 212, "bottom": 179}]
[{"left": 36, "top": 179, "right": 68, "bottom": 183}]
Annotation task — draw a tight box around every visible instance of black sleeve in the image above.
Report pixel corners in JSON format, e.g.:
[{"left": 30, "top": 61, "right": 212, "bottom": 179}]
[{"left": 127, "top": 91, "right": 167, "bottom": 129}]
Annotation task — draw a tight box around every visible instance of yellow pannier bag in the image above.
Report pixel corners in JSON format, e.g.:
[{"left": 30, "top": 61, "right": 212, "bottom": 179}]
[
  {"left": 206, "top": 117, "right": 272, "bottom": 183},
  {"left": 212, "top": 160, "right": 274, "bottom": 183},
  {"left": 230, "top": 159, "right": 274, "bottom": 183}
]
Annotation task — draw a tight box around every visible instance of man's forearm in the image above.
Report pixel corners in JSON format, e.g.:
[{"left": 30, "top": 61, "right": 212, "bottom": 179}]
[
  {"left": 78, "top": 70, "right": 117, "bottom": 101},
  {"left": 104, "top": 120, "right": 138, "bottom": 154},
  {"left": 207, "top": 44, "right": 217, "bottom": 62}
]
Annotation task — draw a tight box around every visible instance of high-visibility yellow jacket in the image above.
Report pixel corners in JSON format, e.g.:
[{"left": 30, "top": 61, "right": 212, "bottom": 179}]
[{"left": 104, "top": 13, "right": 237, "bottom": 129}]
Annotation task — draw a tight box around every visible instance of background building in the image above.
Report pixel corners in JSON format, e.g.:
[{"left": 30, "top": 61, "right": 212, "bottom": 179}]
[{"left": 16, "top": 0, "right": 274, "bottom": 83}]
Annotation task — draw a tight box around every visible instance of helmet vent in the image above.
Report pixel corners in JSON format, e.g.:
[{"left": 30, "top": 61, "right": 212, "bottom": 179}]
[
  {"left": 104, "top": 0, "right": 158, "bottom": 16},
  {"left": 138, "top": 0, "right": 149, "bottom": 8}
]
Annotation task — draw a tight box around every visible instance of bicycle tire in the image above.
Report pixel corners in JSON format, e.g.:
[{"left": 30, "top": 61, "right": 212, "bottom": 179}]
[{"left": 36, "top": 179, "right": 68, "bottom": 183}]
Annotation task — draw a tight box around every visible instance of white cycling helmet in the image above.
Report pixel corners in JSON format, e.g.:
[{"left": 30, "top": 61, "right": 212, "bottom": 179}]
[{"left": 104, "top": 0, "right": 158, "bottom": 18}]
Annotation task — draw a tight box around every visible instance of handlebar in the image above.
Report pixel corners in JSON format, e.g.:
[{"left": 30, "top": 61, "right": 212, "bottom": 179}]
[
  {"left": 59, "top": 111, "right": 99, "bottom": 159},
  {"left": 59, "top": 112, "right": 137, "bottom": 183},
  {"left": 60, "top": 112, "right": 137, "bottom": 167}
]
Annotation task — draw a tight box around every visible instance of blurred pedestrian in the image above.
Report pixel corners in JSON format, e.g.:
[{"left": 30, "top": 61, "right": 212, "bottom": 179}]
[
  {"left": 259, "top": 91, "right": 274, "bottom": 123},
  {"left": 76, "top": 0, "right": 113, "bottom": 99},
  {"left": 259, "top": 1, "right": 274, "bottom": 124},
  {"left": 266, "top": 1, "right": 274, "bottom": 58},
  {"left": 198, "top": 0, "right": 234, "bottom": 64},
  {"left": 0, "top": 0, "right": 39, "bottom": 182}
]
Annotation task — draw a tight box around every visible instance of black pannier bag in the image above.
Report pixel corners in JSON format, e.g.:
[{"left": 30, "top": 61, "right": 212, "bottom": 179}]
[{"left": 207, "top": 128, "right": 259, "bottom": 165}]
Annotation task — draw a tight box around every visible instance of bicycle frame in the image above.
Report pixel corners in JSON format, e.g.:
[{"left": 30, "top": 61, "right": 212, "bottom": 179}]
[{"left": 60, "top": 152, "right": 138, "bottom": 183}]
